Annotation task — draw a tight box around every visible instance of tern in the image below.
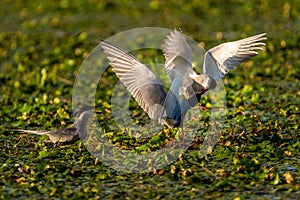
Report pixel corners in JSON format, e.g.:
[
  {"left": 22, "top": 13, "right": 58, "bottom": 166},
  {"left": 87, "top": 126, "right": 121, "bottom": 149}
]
[
  {"left": 15, "top": 107, "right": 95, "bottom": 143},
  {"left": 101, "top": 30, "right": 267, "bottom": 127}
]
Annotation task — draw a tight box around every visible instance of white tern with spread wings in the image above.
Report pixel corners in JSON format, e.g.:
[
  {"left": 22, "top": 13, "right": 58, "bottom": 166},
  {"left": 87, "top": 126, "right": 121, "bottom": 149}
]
[{"left": 100, "top": 30, "right": 266, "bottom": 128}]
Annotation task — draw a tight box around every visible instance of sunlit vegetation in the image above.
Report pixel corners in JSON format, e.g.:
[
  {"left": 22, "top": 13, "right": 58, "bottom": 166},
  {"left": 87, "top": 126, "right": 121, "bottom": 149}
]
[{"left": 0, "top": 0, "right": 299, "bottom": 199}]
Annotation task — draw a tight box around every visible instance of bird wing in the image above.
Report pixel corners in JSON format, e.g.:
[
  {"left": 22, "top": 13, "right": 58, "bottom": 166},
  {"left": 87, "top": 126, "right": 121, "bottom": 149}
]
[
  {"left": 162, "top": 30, "right": 196, "bottom": 82},
  {"left": 204, "top": 33, "right": 267, "bottom": 82},
  {"left": 56, "top": 128, "right": 79, "bottom": 143},
  {"left": 14, "top": 129, "right": 53, "bottom": 135},
  {"left": 14, "top": 128, "right": 78, "bottom": 143},
  {"left": 100, "top": 41, "right": 167, "bottom": 119}
]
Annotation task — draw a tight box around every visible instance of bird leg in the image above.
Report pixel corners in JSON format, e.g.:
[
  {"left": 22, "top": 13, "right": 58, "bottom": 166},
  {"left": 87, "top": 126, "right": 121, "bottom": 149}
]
[
  {"left": 164, "top": 128, "right": 176, "bottom": 147},
  {"left": 164, "top": 128, "right": 186, "bottom": 146},
  {"left": 181, "top": 129, "right": 185, "bottom": 144}
]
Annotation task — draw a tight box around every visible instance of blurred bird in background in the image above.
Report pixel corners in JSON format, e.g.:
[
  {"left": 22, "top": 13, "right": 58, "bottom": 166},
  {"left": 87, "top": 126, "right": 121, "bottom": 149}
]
[{"left": 15, "top": 106, "right": 96, "bottom": 144}]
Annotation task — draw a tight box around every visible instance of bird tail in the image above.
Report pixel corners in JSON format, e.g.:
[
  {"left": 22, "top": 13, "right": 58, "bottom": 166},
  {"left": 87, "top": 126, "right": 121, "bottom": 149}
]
[{"left": 13, "top": 129, "right": 52, "bottom": 135}]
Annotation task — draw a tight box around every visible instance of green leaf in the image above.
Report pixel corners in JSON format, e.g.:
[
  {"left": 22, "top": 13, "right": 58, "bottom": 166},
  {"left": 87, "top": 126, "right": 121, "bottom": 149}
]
[
  {"left": 150, "top": 134, "right": 161, "bottom": 144},
  {"left": 272, "top": 173, "right": 281, "bottom": 185},
  {"left": 19, "top": 103, "right": 32, "bottom": 113},
  {"left": 241, "top": 85, "right": 253, "bottom": 94},
  {"left": 39, "top": 134, "right": 50, "bottom": 142},
  {"left": 38, "top": 148, "right": 49, "bottom": 159},
  {"left": 136, "top": 144, "right": 149, "bottom": 151},
  {"left": 57, "top": 107, "right": 70, "bottom": 119},
  {"left": 40, "top": 68, "right": 47, "bottom": 88}
]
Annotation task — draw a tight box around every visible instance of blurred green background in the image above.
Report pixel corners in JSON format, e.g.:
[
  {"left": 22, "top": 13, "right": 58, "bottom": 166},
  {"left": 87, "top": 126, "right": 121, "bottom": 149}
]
[{"left": 0, "top": 0, "right": 299, "bottom": 199}]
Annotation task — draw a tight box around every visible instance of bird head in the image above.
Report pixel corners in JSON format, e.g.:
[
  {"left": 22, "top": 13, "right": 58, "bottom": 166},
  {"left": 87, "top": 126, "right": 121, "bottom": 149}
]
[
  {"left": 74, "top": 106, "right": 102, "bottom": 140},
  {"left": 73, "top": 106, "right": 95, "bottom": 117},
  {"left": 193, "top": 74, "right": 217, "bottom": 90}
]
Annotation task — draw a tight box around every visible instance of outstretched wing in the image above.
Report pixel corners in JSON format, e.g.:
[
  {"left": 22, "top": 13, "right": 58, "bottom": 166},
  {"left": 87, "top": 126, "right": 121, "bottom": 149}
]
[
  {"left": 100, "top": 41, "right": 167, "bottom": 119},
  {"left": 204, "top": 33, "right": 267, "bottom": 82},
  {"left": 162, "top": 30, "right": 197, "bottom": 82}
]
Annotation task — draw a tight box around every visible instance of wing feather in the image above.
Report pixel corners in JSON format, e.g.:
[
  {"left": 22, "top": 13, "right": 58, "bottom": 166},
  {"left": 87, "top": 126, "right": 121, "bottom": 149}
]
[
  {"left": 204, "top": 33, "right": 267, "bottom": 81},
  {"left": 162, "top": 30, "right": 196, "bottom": 81},
  {"left": 100, "top": 41, "right": 167, "bottom": 119}
]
